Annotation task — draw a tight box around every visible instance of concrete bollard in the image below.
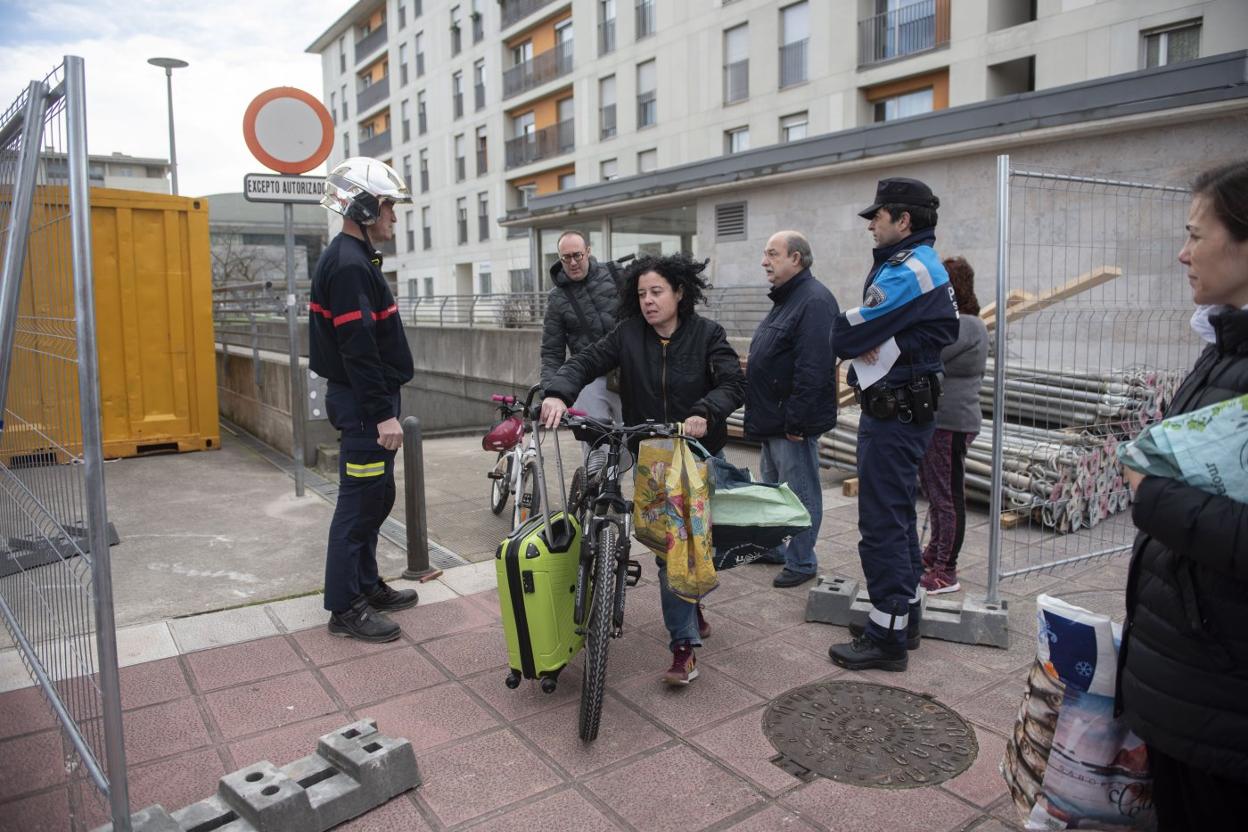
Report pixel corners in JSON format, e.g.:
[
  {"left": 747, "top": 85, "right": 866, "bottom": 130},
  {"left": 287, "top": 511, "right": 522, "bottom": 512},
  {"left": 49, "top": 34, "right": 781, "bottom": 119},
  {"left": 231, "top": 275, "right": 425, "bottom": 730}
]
[{"left": 400, "top": 416, "right": 441, "bottom": 581}]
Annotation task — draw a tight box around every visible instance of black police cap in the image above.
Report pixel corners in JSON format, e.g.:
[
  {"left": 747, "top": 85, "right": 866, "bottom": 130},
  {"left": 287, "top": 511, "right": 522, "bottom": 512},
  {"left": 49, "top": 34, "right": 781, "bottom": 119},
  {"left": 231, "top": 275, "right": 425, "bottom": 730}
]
[{"left": 858, "top": 177, "right": 940, "bottom": 219}]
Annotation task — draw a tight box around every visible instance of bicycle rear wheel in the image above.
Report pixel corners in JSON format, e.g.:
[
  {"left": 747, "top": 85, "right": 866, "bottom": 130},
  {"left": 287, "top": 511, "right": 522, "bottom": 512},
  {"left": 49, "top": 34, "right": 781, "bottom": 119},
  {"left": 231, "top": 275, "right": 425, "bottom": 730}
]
[
  {"left": 489, "top": 452, "right": 512, "bottom": 515},
  {"left": 516, "top": 459, "right": 541, "bottom": 525},
  {"left": 578, "top": 522, "right": 616, "bottom": 742}
]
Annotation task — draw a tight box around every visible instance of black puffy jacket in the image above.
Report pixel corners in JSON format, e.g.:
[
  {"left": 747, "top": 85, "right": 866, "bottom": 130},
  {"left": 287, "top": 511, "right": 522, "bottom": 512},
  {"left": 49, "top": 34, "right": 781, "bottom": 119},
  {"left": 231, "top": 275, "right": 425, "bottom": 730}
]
[
  {"left": 539, "top": 257, "right": 620, "bottom": 388},
  {"left": 1117, "top": 306, "right": 1248, "bottom": 781},
  {"left": 744, "top": 270, "right": 840, "bottom": 438},
  {"left": 545, "top": 313, "right": 745, "bottom": 455}
]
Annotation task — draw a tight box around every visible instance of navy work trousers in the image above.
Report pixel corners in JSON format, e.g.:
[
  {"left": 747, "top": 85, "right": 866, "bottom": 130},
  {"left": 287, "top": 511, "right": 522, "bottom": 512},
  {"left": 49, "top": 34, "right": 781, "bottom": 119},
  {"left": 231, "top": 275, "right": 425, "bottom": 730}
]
[
  {"left": 323, "top": 384, "right": 400, "bottom": 612},
  {"left": 856, "top": 410, "right": 935, "bottom": 643}
]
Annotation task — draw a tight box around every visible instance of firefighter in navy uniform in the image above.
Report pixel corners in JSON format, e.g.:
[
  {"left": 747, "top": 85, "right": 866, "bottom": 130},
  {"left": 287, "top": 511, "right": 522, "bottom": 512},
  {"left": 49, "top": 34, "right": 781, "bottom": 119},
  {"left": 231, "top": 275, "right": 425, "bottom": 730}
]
[
  {"left": 310, "top": 157, "right": 419, "bottom": 643},
  {"left": 828, "top": 177, "right": 960, "bottom": 672}
]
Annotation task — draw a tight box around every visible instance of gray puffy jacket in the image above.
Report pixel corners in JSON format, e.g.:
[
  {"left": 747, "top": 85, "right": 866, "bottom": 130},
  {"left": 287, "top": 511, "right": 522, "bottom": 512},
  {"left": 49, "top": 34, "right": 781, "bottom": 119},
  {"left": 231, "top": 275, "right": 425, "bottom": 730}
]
[
  {"left": 540, "top": 257, "right": 620, "bottom": 388},
  {"left": 935, "top": 315, "right": 989, "bottom": 433}
]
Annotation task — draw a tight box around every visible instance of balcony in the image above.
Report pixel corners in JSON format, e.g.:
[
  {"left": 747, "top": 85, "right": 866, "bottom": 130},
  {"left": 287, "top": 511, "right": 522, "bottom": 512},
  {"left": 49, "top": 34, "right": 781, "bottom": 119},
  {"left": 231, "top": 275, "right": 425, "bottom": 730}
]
[
  {"left": 355, "top": 23, "right": 388, "bottom": 64},
  {"left": 635, "top": 1, "right": 655, "bottom": 40},
  {"left": 505, "top": 119, "right": 574, "bottom": 169},
  {"left": 357, "top": 75, "right": 390, "bottom": 112},
  {"left": 723, "top": 59, "right": 748, "bottom": 104},
  {"left": 858, "top": 0, "right": 949, "bottom": 66},
  {"left": 359, "top": 129, "right": 392, "bottom": 157},
  {"left": 599, "top": 103, "right": 616, "bottom": 139},
  {"left": 500, "top": 0, "right": 557, "bottom": 29},
  {"left": 599, "top": 18, "right": 616, "bottom": 55},
  {"left": 503, "top": 40, "right": 573, "bottom": 99},
  {"left": 779, "top": 39, "right": 808, "bottom": 88}
]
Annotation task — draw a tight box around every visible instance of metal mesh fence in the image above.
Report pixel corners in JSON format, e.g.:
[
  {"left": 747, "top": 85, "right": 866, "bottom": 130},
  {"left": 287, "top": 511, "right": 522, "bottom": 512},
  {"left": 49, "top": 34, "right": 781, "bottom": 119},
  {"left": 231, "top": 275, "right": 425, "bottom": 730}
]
[
  {"left": 0, "top": 58, "right": 130, "bottom": 829},
  {"left": 987, "top": 158, "right": 1197, "bottom": 594}
]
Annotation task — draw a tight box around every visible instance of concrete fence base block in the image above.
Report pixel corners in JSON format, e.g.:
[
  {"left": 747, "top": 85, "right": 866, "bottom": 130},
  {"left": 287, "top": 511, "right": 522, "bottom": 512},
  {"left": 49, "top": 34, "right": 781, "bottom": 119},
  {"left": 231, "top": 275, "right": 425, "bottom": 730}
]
[
  {"left": 805, "top": 575, "right": 1010, "bottom": 649},
  {"left": 91, "top": 719, "right": 420, "bottom": 832}
]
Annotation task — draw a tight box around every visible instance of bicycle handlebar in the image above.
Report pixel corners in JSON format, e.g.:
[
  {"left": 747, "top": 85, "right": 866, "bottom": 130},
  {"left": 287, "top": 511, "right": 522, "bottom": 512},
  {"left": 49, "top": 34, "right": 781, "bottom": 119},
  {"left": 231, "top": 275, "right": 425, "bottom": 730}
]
[
  {"left": 560, "top": 412, "right": 684, "bottom": 441},
  {"left": 490, "top": 394, "right": 515, "bottom": 404}
]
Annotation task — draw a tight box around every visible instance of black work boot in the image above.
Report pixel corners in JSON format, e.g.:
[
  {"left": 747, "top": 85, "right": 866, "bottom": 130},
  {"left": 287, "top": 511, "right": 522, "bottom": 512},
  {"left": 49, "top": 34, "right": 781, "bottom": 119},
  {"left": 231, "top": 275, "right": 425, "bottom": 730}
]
[
  {"left": 328, "top": 596, "right": 401, "bottom": 643},
  {"left": 849, "top": 603, "right": 922, "bottom": 650},
  {"left": 364, "top": 578, "right": 419, "bottom": 611},
  {"left": 828, "top": 633, "right": 908, "bottom": 672}
]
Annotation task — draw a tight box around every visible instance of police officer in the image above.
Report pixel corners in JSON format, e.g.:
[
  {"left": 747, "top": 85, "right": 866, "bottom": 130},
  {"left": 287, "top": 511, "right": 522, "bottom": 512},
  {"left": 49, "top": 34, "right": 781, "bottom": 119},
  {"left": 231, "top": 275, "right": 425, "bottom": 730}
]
[
  {"left": 310, "top": 157, "right": 420, "bottom": 643},
  {"left": 828, "top": 178, "right": 959, "bottom": 672}
]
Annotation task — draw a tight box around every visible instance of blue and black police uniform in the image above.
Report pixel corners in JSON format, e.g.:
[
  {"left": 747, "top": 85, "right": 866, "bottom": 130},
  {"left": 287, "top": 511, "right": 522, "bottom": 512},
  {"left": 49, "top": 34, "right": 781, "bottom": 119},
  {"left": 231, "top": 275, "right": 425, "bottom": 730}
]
[
  {"left": 309, "top": 233, "right": 414, "bottom": 613},
  {"left": 833, "top": 184, "right": 959, "bottom": 651}
]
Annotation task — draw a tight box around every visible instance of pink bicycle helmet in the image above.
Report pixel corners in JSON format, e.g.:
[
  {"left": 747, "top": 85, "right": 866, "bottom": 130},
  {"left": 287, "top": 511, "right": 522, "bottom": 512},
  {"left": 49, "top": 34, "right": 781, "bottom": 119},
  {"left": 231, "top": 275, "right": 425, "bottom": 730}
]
[{"left": 482, "top": 415, "right": 524, "bottom": 451}]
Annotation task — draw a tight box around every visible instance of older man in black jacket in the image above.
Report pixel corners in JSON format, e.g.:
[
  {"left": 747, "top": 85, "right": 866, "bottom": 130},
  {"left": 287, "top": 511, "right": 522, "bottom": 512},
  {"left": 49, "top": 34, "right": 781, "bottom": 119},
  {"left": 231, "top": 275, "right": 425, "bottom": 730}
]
[
  {"left": 745, "top": 230, "right": 840, "bottom": 588},
  {"left": 540, "top": 231, "right": 623, "bottom": 429}
]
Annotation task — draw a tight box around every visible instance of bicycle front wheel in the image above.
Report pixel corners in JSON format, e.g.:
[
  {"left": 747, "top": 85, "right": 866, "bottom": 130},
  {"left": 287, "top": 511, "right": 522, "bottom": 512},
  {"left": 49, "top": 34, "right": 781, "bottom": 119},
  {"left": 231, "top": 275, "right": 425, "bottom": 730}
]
[
  {"left": 489, "top": 452, "right": 511, "bottom": 515},
  {"left": 579, "top": 521, "right": 616, "bottom": 742},
  {"left": 516, "top": 459, "right": 541, "bottom": 525}
]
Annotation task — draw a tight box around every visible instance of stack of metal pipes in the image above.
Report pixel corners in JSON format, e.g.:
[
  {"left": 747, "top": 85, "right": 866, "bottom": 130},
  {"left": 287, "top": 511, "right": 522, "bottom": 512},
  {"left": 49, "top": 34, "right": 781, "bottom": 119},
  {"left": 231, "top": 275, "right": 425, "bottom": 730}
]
[{"left": 725, "top": 365, "right": 1185, "bottom": 533}]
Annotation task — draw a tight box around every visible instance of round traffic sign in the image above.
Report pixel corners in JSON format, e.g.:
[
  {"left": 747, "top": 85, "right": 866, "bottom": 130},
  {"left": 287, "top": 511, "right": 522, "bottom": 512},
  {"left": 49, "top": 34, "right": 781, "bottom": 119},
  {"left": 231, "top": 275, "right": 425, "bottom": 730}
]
[{"left": 243, "top": 87, "right": 334, "bottom": 174}]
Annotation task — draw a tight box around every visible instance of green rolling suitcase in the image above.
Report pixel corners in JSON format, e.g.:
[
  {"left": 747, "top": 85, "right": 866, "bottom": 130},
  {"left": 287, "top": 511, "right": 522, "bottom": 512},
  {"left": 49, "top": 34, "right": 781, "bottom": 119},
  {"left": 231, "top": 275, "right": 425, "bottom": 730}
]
[{"left": 497, "top": 511, "right": 583, "bottom": 692}]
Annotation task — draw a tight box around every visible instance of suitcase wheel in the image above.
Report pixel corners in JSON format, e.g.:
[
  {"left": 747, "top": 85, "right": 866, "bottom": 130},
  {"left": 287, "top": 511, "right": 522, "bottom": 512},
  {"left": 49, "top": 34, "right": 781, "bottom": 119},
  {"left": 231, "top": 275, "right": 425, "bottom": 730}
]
[
  {"left": 505, "top": 669, "right": 521, "bottom": 689},
  {"left": 540, "top": 677, "right": 558, "bottom": 694}
]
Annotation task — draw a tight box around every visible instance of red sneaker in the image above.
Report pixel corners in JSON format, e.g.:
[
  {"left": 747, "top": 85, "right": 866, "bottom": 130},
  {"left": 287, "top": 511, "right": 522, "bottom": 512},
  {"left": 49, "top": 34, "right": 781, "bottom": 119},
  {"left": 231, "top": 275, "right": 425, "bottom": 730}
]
[
  {"left": 663, "top": 644, "right": 699, "bottom": 686},
  {"left": 920, "top": 570, "right": 961, "bottom": 595}
]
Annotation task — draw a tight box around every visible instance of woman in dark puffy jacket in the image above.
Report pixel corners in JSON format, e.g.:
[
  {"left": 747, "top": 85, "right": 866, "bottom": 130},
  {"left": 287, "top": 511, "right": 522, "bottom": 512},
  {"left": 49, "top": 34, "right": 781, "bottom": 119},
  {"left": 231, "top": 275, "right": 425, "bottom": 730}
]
[
  {"left": 540, "top": 253, "right": 745, "bottom": 687},
  {"left": 1118, "top": 159, "right": 1248, "bottom": 829}
]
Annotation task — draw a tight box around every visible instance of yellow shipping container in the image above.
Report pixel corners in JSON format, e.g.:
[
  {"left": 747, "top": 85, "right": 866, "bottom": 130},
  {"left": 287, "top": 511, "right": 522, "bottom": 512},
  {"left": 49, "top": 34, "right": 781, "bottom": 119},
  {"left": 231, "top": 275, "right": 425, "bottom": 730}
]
[{"left": 11, "top": 187, "right": 220, "bottom": 460}]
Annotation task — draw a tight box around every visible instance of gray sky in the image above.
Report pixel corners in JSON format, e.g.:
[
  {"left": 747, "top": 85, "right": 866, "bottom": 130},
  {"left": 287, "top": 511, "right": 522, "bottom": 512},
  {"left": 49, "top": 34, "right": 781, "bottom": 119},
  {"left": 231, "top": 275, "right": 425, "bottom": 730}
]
[{"left": 0, "top": 0, "right": 346, "bottom": 196}]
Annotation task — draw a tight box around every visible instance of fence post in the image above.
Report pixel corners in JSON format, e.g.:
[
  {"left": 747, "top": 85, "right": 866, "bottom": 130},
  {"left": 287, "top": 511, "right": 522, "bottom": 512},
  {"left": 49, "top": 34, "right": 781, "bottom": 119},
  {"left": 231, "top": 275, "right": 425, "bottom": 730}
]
[
  {"left": 986, "top": 154, "right": 1009, "bottom": 608},
  {"left": 401, "top": 416, "right": 442, "bottom": 581},
  {"left": 283, "top": 202, "right": 305, "bottom": 497}
]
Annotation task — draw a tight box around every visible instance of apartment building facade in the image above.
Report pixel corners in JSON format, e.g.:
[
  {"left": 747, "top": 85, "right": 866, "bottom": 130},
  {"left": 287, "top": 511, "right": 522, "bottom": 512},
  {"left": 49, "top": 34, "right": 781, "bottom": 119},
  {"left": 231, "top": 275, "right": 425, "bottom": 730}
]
[{"left": 308, "top": 0, "right": 1247, "bottom": 301}]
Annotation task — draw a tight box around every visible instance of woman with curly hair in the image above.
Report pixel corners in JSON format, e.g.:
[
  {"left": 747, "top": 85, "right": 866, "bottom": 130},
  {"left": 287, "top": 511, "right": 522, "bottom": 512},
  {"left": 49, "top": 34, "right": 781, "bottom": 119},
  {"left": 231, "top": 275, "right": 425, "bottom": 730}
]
[
  {"left": 916, "top": 256, "right": 989, "bottom": 594},
  {"left": 541, "top": 252, "right": 745, "bottom": 686}
]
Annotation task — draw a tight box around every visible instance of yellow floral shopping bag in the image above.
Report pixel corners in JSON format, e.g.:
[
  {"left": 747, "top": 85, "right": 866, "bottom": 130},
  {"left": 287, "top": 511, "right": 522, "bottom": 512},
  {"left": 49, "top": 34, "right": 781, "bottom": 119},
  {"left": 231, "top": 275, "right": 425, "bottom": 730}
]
[{"left": 633, "top": 438, "right": 717, "bottom": 602}]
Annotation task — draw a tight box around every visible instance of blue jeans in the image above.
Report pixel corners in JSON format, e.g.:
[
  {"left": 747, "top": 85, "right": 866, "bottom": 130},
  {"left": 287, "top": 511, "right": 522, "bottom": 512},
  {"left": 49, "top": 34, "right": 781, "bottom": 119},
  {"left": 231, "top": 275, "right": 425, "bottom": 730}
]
[
  {"left": 759, "top": 436, "right": 822, "bottom": 576},
  {"left": 657, "top": 560, "right": 701, "bottom": 651}
]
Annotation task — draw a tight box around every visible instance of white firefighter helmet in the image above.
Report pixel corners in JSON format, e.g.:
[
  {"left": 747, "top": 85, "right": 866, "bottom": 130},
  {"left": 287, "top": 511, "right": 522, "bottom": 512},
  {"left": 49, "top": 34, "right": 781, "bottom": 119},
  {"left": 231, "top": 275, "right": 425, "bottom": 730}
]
[{"left": 321, "top": 156, "right": 413, "bottom": 226}]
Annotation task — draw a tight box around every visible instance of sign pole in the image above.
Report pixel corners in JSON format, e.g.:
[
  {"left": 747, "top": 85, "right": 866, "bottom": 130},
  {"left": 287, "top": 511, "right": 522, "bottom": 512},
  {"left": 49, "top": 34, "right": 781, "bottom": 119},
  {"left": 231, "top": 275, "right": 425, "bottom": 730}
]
[{"left": 284, "top": 201, "right": 306, "bottom": 497}]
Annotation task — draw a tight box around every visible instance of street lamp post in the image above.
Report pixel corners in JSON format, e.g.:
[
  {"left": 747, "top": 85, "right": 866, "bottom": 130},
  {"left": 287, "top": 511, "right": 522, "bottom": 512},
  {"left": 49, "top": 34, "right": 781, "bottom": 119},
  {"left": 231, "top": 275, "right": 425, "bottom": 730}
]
[{"left": 147, "top": 57, "right": 188, "bottom": 195}]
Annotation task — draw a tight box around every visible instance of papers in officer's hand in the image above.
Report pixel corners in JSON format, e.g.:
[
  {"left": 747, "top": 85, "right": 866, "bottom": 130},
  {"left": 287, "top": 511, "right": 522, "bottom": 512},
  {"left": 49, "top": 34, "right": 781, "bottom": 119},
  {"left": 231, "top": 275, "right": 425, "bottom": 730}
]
[{"left": 851, "top": 337, "right": 900, "bottom": 391}]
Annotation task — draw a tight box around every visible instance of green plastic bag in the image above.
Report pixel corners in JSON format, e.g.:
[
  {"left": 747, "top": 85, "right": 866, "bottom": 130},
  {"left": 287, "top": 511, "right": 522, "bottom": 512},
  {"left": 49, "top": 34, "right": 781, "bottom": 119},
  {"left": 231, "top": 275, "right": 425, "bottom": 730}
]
[{"left": 702, "top": 455, "right": 812, "bottom": 570}]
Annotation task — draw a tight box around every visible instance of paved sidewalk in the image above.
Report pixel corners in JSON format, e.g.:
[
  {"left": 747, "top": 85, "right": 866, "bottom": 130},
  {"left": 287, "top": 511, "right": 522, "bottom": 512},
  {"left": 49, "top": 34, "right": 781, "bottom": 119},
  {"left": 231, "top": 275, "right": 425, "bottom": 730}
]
[{"left": 0, "top": 432, "right": 1131, "bottom": 831}]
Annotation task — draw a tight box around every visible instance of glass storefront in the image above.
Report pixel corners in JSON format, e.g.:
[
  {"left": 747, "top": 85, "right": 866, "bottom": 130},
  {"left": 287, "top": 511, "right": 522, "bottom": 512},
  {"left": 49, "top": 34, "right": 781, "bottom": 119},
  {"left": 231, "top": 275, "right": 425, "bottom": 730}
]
[{"left": 609, "top": 205, "right": 697, "bottom": 261}]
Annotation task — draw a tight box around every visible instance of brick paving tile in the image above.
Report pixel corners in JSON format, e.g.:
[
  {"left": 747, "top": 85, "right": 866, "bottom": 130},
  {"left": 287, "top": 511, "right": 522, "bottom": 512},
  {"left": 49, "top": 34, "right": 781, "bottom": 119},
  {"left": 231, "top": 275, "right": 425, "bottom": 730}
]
[
  {"left": 688, "top": 705, "right": 805, "bottom": 797},
  {"left": 714, "top": 590, "right": 809, "bottom": 635},
  {"left": 719, "top": 804, "right": 823, "bottom": 831},
  {"left": 203, "top": 670, "right": 339, "bottom": 739},
  {"left": 512, "top": 697, "right": 670, "bottom": 778},
  {"left": 119, "top": 657, "right": 192, "bottom": 711},
  {"left": 584, "top": 744, "right": 762, "bottom": 832},
  {"left": 463, "top": 665, "right": 582, "bottom": 721},
  {"left": 464, "top": 786, "right": 621, "bottom": 831},
  {"left": 420, "top": 625, "right": 511, "bottom": 679},
  {"left": 953, "top": 677, "right": 1027, "bottom": 736},
  {"left": 0, "top": 686, "right": 59, "bottom": 740},
  {"left": 417, "top": 728, "right": 564, "bottom": 827},
  {"left": 703, "top": 634, "right": 842, "bottom": 700},
  {"left": 780, "top": 777, "right": 979, "bottom": 832},
  {"left": 940, "top": 725, "right": 1010, "bottom": 810},
  {"left": 319, "top": 646, "right": 447, "bottom": 708},
  {"left": 614, "top": 664, "right": 763, "bottom": 734},
  {"left": 0, "top": 788, "right": 69, "bottom": 832},
  {"left": 338, "top": 794, "right": 432, "bottom": 831},
  {"left": 226, "top": 713, "right": 350, "bottom": 769},
  {"left": 362, "top": 681, "right": 499, "bottom": 753},
  {"left": 292, "top": 626, "right": 397, "bottom": 667},
  {"left": 122, "top": 697, "right": 213, "bottom": 765},
  {"left": 387, "top": 595, "right": 497, "bottom": 642},
  {"left": 185, "top": 636, "right": 305, "bottom": 691}
]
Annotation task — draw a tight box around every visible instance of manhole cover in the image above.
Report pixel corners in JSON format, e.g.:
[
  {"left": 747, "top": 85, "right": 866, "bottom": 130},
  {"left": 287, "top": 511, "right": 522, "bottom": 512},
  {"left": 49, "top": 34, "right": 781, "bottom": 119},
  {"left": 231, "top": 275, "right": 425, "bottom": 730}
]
[{"left": 762, "top": 680, "right": 978, "bottom": 788}]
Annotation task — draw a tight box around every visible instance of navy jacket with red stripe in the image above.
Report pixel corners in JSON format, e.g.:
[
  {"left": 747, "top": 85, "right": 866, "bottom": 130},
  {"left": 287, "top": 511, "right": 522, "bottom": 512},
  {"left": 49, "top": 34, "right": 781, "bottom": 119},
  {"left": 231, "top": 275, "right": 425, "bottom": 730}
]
[{"left": 309, "top": 233, "right": 414, "bottom": 420}]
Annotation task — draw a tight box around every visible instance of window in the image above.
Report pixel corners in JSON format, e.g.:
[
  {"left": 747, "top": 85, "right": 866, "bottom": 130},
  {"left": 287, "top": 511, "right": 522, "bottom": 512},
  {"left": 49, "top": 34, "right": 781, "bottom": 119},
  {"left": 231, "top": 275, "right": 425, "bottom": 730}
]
[
  {"left": 450, "top": 5, "right": 462, "bottom": 55},
  {"left": 423, "top": 276, "right": 434, "bottom": 298},
  {"left": 724, "top": 24, "right": 749, "bottom": 103},
  {"left": 415, "top": 32, "right": 425, "bottom": 76},
  {"left": 452, "top": 71, "right": 464, "bottom": 119},
  {"left": 402, "top": 153, "right": 412, "bottom": 185},
  {"left": 342, "top": 131, "right": 349, "bottom": 155},
  {"left": 516, "top": 183, "right": 537, "bottom": 208},
  {"left": 404, "top": 209, "right": 415, "bottom": 251},
  {"left": 636, "top": 0, "right": 655, "bottom": 41},
  {"left": 780, "top": 111, "right": 808, "bottom": 142},
  {"left": 636, "top": 60, "right": 656, "bottom": 128},
  {"left": 454, "top": 134, "right": 466, "bottom": 182},
  {"left": 400, "top": 100, "right": 411, "bottom": 141},
  {"left": 476, "top": 125, "right": 488, "bottom": 175},
  {"left": 457, "top": 197, "right": 468, "bottom": 243},
  {"left": 780, "top": 1, "right": 809, "bottom": 88},
  {"left": 399, "top": 1, "right": 406, "bottom": 29},
  {"left": 1144, "top": 20, "right": 1201, "bottom": 68},
  {"left": 422, "top": 206, "right": 432, "bottom": 249},
  {"left": 399, "top": 43, "right": 408, "bottom": 85},
  {"left": 509, "top": 268, "right": 534, "bottom": 292},
  {"left": 599, "top": 0, "right": 616, "bottom": 55},
  {"left": 474, "top": 59, "right": 486, "bottom": 110},
  {"left": 340, "top": 84, "right": 348, "bottom": 120},
  {"left": 419, "top": 149, "right": 429, "bottom": 192},
  {"left": 600, "top": 158, "right": 618, "bottom": 181},
  {"left": 330, "top": 91, "right": 337, "bottom": 125},
  {"left": 471, "top": 0, "right": 484, "bottom": 43},
  {"left": 637, "top": 148, "right": 657, "bottom": 173},
  {"left": 338, "top": 35, "right": 346, "bottom": 73},
  {"left": 478, "top": 192, "right": 490, "bottom": 240},
  {"left": 512, "top": 40, "right": 533, "bottom": 66},
  {"left": 873, "top": 87, "right": 933, "bottom": 122},
  {"left": 479, "top": 271, "right": 492, "bottom": 294},
  {"left": 559, "top": 172, "right": 576, "bottom": 190},
  {"left": 599, "top": 75, "right": 617, "bottom": 139},
  {"left": 417, "top": 90, "right": 428, "bottom": 134},
  {"left": 724, "top": 126, "right": 749, "bottom": 154}
]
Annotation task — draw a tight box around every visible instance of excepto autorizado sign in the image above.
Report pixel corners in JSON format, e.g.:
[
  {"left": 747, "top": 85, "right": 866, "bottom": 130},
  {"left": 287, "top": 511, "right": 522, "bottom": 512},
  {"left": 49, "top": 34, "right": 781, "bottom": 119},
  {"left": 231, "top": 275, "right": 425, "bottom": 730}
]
[{"left": 243, "top": 173, "right": 324, "bottom": 204}]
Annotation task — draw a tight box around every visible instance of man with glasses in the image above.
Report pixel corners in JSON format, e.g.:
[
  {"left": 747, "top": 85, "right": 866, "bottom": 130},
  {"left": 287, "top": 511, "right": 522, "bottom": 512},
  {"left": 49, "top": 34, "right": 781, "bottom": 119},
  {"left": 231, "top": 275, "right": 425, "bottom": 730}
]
[{"left": 540, "top": 230, "right": 623, "bottom": 434}]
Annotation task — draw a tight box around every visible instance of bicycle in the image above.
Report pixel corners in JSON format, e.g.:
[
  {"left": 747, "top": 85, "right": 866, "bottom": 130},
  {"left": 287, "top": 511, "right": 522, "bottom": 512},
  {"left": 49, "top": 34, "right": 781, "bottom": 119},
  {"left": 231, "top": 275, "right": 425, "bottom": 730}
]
[
  {"left": 483, "top": 384, "right": 545, "bottom": 529},
  {"left": 560, "top": 412, "right": 687, "bottom": 742}
]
